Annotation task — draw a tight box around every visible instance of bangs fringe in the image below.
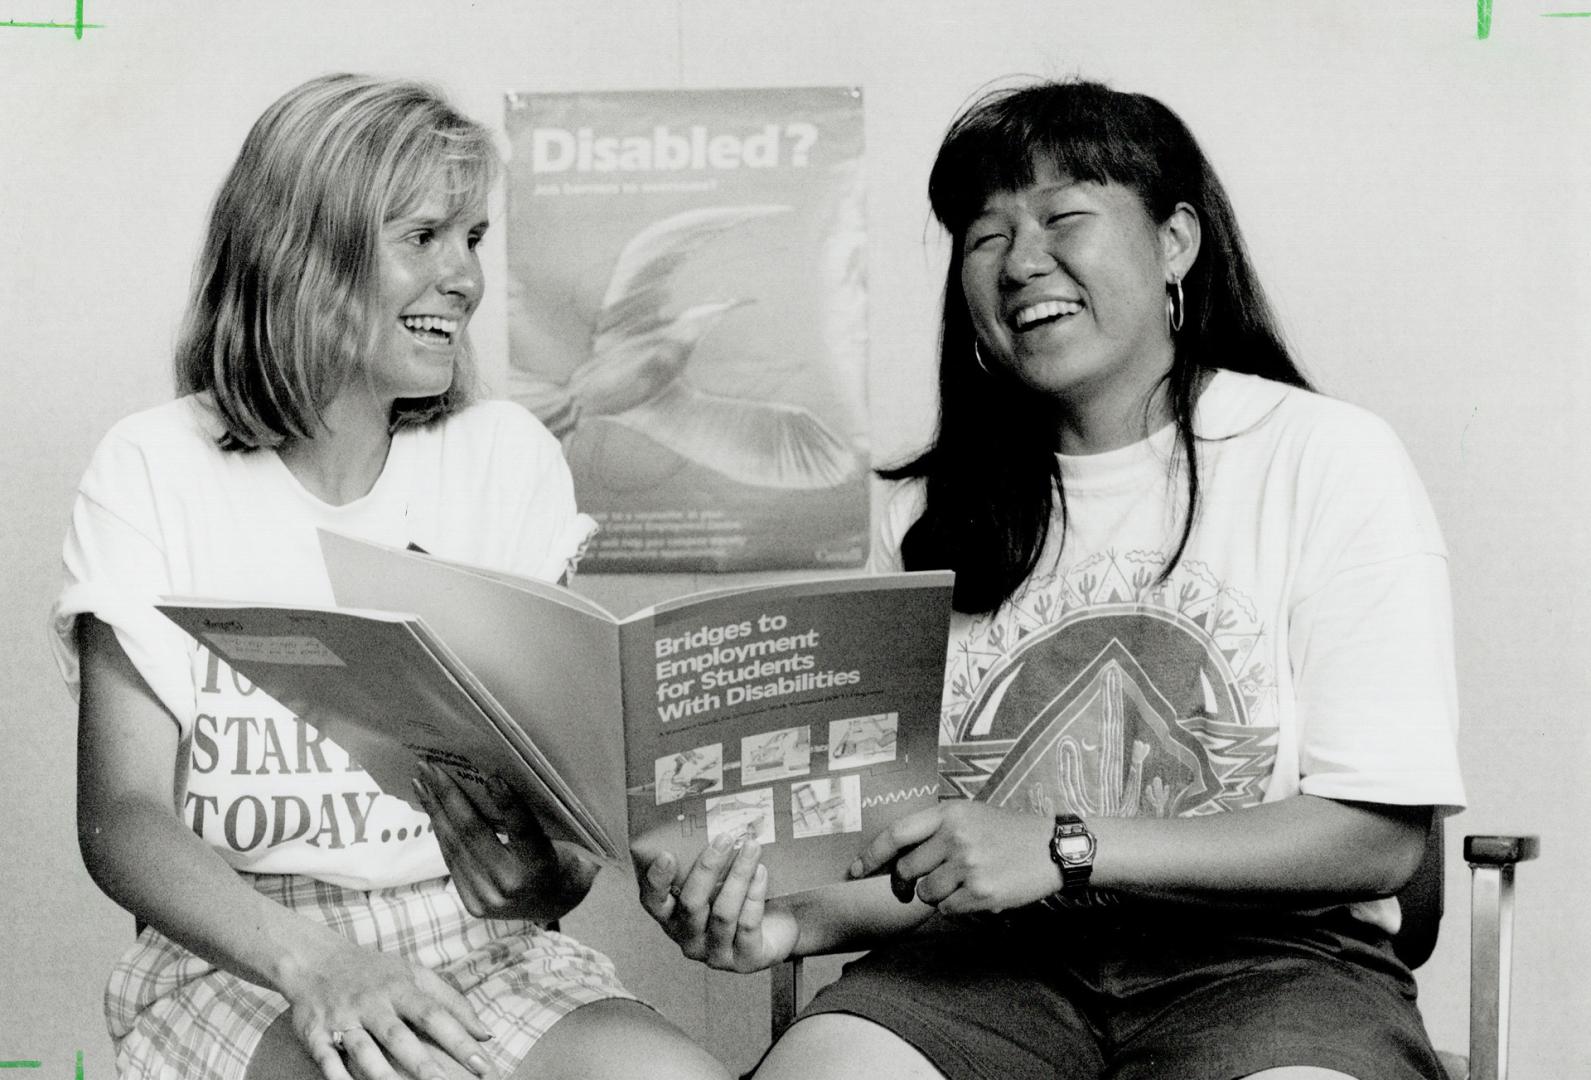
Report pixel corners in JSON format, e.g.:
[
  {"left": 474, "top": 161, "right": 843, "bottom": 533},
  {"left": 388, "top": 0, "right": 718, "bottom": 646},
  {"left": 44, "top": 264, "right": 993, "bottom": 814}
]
[
  {"left": 384, "top": 122, "right": 500, "bottom": 225},
  {"left": 928, "top": 83, "right": 1170, "bottom": 232}
]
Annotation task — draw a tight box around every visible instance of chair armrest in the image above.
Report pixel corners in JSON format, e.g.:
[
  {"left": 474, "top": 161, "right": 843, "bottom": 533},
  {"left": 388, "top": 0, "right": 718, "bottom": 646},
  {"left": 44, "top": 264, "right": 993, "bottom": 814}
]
[
  {"left": 1465, "top": 833, "right": 1538, "bottom": 1080},
  {"left": 1463, "top": 835, "right": 1539, "bottom": 867}
]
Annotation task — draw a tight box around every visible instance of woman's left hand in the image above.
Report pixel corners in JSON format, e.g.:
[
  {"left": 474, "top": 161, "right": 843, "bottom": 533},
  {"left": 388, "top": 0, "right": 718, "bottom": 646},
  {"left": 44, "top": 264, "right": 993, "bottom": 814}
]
[
  {"left": 849, "top": 802, "right": 1061, "bottom": 915},
  {"left": 412, "top": 762, "right": 598, "bottom": 923}
]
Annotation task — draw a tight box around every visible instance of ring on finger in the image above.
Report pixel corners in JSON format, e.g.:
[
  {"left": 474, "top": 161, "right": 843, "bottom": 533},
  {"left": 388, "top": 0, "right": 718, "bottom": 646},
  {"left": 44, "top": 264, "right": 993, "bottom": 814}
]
[{"left": 329, "top": 1026, "right": 360, "bottom": 1053}]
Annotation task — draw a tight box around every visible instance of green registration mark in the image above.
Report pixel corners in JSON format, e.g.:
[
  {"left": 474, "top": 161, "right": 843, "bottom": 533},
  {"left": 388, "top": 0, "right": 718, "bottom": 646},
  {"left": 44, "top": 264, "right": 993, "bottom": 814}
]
[{"left": 0, "top": 0, "right": 101, "bottom": 39}]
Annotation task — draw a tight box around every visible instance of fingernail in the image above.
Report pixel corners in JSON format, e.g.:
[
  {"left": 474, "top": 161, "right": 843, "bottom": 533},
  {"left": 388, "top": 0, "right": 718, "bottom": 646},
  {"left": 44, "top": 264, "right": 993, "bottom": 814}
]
[
  {"left": 412, "top": 777, "right": 430, "bottom": 801},
  {"left": 848, "top": 858, "right": 864, "bottom": 878},
  {"left": 711, "top": 832, "right": 733, "bottom": 851},
  {"left": 753, "top": 865, "right": 767, "bottom": 887},
  {"left": 468, "top": 1053, "right": 489, "bottom": 1074}
]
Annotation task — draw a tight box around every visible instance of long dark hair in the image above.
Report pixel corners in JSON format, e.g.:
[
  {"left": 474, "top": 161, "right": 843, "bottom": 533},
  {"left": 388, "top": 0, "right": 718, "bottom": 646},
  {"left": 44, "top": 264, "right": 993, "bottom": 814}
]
[{"left": 885, "top": 80, "right": 1310, "bottom": 614}]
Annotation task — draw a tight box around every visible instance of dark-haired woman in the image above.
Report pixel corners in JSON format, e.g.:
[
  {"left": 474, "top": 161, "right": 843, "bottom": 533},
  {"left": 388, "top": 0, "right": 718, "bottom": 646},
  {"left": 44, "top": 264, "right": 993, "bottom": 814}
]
[
  {"left": 51, "top": 74, "right": 727, "bottom": 1080},
  {"left": 639, "top": 80, "right": 1464, "bottom": 1080}
]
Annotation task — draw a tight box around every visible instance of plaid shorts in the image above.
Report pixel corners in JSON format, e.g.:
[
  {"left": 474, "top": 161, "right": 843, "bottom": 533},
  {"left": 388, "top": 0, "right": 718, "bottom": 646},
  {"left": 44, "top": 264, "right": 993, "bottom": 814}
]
[{"left": 105, "top": 872, "right": 634, "bottom": 1080}]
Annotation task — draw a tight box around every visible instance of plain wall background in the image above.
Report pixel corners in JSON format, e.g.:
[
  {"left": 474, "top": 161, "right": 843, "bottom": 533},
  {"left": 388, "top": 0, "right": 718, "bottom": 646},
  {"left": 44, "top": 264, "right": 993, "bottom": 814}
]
[{"left": 2, "top": 1, "right": 1586, "bottom": 1073}]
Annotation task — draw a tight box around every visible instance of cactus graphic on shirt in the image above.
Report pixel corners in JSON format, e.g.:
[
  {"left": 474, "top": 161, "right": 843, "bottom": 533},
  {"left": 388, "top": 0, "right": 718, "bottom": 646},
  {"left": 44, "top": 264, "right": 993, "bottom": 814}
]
[
  {"left": 1056, "top": 667, "right": 1153, "bottom": 816},
  {"left": 939, "top": 554, "right": 1279, "bottom": 818}
]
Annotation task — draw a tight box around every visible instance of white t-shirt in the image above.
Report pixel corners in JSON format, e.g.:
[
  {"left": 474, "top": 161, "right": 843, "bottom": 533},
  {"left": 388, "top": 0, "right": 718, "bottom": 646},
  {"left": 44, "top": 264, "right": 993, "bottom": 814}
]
[
  {"left": 52, "top": 394, "right": 596, "bottom": 890},
  {"left": 875, "top": 372, "right": 1466, "bottom": 931}
]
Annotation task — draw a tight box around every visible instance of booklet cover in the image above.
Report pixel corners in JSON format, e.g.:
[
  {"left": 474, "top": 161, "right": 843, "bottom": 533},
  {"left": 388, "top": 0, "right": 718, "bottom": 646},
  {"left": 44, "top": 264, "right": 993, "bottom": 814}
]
[{"left": 159, "top": 533, "right": 952, "bottom": 898}]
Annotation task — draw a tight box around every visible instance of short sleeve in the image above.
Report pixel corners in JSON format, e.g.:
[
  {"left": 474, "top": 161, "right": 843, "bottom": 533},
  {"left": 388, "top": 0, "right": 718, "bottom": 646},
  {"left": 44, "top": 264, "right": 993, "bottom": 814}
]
[
  {"left": 486, "top": 403, "right": 597, "bottom": 583},
  {"left": 1290, "top": 553, "right": 1464, "bottom": 810},
  {"left": 1286, "top": 414, "right": 1465, "bottom": 812},
  {"left": 866, "top": 479, "right": 924, "bottom": 574},
  {"left": 50, "top": 426, "right": 197, "bottom": 729}
]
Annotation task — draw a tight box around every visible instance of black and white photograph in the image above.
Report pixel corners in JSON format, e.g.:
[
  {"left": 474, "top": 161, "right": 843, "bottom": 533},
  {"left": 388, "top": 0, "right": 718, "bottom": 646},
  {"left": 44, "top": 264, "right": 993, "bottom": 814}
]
[
  {"left": 655, "top": 743, "right": 726, "bottom": 805},
  {"left": 705, "top": 788, "right": 778, "bottom": 848},
  {"left": 2, "top": 2, "right": 1586, "bottom": 1078},
  {"left": 740, "top": 725, "right": 814, "bottom": 786},
  {"left": 828, "top": 712, "right": 900, "bottom": 771},
  {"left": 789, "top": 776, "right": 864, "bottom": 840}
]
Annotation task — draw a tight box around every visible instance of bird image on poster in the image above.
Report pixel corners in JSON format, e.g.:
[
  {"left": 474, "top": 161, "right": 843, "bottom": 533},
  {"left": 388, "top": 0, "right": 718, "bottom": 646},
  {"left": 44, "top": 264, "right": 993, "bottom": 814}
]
[
  {"left": 504, "top": 88, "right": 870, "bottom": 572},
  {"left": 536, "top": 204, "right": 856, "bottom": 490}
]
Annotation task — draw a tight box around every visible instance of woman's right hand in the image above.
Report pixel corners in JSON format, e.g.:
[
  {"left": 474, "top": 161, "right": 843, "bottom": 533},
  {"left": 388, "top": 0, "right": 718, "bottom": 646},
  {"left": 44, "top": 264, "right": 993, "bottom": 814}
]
[
  {"left": 75, "top": 615, "right": 491, "bottom": 1080},
  {"left": 637, "top": 833, "right": 799, "bottom": 973},
  {"left": 278, "top": 932, "right": 495, "bottom": 1080}
]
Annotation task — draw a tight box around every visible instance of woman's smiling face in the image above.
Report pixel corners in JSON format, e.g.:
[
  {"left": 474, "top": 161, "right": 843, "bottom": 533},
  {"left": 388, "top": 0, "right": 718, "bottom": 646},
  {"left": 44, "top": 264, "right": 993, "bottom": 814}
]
[
  {"left": 960, "top": 161, "right": 1195, "bottom": 450},
  {"left": 363, "top": 189, "right": 489, "bottom": 406}
]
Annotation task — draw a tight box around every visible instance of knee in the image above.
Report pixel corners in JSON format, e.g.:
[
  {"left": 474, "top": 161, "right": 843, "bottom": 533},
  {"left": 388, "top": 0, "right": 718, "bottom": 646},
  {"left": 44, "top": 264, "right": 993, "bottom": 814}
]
[
  {"left": 754, "top": 1014, "right": 944, "bottom": 1080},
  {"left": 514, "top": 999, "right": 729, "bottom": 1080}
]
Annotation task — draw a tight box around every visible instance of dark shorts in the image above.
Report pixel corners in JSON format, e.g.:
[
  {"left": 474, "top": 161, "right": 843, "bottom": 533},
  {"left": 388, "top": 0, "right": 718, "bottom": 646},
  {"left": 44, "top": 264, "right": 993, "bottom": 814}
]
[{"left": 800, "top": 906, "right": 1444, "bottom": 1080}]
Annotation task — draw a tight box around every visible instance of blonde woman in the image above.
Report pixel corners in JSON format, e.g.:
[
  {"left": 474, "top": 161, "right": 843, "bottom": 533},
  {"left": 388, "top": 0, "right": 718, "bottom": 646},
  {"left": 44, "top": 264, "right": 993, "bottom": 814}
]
[{"left": 54, "top": 73, "right": 727, "bottom": 1080}]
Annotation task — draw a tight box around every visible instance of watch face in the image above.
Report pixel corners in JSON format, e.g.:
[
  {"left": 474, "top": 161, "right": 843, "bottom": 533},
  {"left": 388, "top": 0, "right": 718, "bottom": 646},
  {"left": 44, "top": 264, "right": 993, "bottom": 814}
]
[{"left": 1056, "top": 835, "right": 1093, "bottom": 861}]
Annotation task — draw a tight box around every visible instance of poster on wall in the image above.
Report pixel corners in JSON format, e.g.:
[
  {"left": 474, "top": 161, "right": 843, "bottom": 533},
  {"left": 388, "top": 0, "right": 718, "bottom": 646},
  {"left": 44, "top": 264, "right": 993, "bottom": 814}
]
[{"left": 503, "top": 87, "right": 870, "bottom": 572}]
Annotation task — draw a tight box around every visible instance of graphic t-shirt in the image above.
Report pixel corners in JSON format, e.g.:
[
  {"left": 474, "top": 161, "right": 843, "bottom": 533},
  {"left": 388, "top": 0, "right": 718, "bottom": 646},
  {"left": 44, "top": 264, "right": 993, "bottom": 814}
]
[
  {"left": 52, "top": 395, "right": 595, "bottom": 890},
  {"left": 874, "top": 372, "right": 1466, "bottom": 930}
]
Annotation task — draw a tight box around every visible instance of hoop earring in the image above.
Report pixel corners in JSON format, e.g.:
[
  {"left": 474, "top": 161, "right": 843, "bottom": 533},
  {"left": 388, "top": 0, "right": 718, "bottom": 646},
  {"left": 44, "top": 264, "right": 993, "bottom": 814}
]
[
  {"left": 974, "top": 340, "right": 994, "bottom": 377},
  {"left": 1166, "top": 277, "right": 1185, "bottom": 334}
]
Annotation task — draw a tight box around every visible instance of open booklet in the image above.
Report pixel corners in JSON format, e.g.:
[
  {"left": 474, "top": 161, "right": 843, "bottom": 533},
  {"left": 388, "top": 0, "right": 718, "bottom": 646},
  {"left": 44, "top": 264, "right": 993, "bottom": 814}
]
[{"left": 157, "top": 531, "right": 953, "bottom": 898}]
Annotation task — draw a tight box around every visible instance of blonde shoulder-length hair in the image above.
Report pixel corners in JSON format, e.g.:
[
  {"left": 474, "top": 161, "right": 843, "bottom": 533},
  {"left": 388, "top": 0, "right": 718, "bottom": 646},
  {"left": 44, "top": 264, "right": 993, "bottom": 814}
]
[{"left": 176, "top": 72, "right": 498, "bottom": 449}]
